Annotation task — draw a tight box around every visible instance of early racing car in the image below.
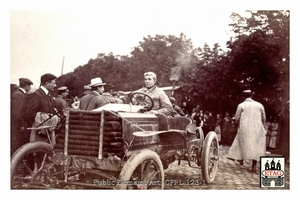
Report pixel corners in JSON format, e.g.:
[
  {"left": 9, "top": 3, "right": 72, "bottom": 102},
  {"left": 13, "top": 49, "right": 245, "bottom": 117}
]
[{"left": 11, "top": 92, "right": 219, "bottom": 189}]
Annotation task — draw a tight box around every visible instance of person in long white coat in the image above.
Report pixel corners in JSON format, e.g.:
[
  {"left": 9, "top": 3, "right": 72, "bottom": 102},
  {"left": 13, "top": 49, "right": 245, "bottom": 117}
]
[{"left": 227, "top": 90, "right": 267, "bottom": 173}]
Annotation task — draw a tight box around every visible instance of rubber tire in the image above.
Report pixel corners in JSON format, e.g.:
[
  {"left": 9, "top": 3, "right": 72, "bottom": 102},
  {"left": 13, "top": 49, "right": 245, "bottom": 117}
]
[
  {"left": 201, "top": 131, "right": 219, "bottom": 184},
  {"left": 11, "top": 142, "right": 53, "bottom": 187},
  {"left": 115, "top": 149, "right": 164, "bottom": 189}
]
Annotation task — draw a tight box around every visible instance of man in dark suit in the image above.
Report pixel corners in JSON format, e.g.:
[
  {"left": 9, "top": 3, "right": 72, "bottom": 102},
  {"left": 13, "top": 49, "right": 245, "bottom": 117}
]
[
  {"left": 54, "top": 86, "right": 69, "bottom": 114},
  {"left": 21, "top": 73, "right": 58, "bottom": 143},
  {"left": 202, "top": 111, "right": 215, "bottom": 138},
  {"left": 11, "top": 78, "right": 33, "bottom": 155}
]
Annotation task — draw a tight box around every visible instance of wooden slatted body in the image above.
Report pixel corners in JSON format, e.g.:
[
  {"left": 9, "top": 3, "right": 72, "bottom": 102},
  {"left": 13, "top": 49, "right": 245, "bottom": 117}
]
[{"left": 54, "top": 110, "right": 124, "bottom": 159}]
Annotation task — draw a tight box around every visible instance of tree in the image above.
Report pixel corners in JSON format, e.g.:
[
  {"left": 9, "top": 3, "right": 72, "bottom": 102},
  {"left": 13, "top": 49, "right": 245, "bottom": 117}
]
[
  {"left": 187, "top": 43, "right": 232, "bottom": 114},
  {"left": 57, "top": 33, "right": 199, "bottom": 97},
  {"left": 126, "top": 33, "right": 198, "bottom": 90},
  {"left": 226, "top": 10, "right": 290, "bottom": 156},
  {"left": 227, "top": 10, "right": 289, "bottom": 116}
]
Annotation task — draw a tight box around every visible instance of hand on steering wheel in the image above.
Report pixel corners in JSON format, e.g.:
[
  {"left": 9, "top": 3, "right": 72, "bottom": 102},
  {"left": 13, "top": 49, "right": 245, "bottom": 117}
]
[{"left": 128, "top": 91, "right": 154, "bottom": 111}]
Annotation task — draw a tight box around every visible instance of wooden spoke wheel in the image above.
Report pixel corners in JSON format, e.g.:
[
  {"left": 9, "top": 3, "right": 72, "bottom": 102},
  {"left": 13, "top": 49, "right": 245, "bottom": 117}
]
[
  {"left": 11, "top": 142, "right": 55, "bottom": 189},
  {"left": 115, "top": 149, "right": 164, "bottom": 189},
  {"left": 201, "top": 131, "right": 219, "bottom": 184}
]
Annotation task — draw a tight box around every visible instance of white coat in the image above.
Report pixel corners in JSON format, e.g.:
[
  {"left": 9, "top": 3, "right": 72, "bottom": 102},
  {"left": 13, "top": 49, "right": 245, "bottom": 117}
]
[{"left": 227, "top": 98, "right": 267, "bottom": 161}]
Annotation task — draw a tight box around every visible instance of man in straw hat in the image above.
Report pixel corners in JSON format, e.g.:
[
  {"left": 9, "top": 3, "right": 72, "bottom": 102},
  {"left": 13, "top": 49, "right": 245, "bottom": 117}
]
[
  {"left": 79, "top": 77, "right": 122, "bottom": 110},
  {"left": 227, "top": 89, "right": 267, "bottom": 173}
]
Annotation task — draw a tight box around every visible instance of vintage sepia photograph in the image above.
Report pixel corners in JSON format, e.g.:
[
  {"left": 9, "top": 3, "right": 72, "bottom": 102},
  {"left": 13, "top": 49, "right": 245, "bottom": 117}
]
[{"left": 5, "top": 0, "right": 297, "bottom": 197}]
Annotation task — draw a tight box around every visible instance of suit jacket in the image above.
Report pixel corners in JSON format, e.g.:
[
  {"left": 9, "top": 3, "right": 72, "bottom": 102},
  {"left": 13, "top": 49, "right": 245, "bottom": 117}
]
[
  {"left": 11, "top": 89, "right": 26, "bottom": 125},
  {"left": 11, "top": 89, "right": 28, "bottom": 154},
  {"left": 79, "top": 91, "right": 123, "bottom": 110},
  {"left": 54, "top": 96, "right": 68, "bottom": 113},
  {"left": 21, "top": 88, "right": 56, "bottom": 127},
  {"left": 79, "top": 91, "right": 106, "bottom": 110}
]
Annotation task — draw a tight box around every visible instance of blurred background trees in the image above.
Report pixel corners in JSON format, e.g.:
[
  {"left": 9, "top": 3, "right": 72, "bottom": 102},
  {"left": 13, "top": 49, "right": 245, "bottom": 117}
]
[{"left": 56, "top": 10, "right": 289, "bottom": 118}]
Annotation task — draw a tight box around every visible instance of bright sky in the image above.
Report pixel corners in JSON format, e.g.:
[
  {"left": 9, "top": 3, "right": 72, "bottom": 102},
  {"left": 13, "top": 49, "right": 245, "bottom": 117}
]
[
  {"left": 9, "top": 2, "right": 242, "bottom": 88},
  {"left": 3, "top": 1, "right": 300, "bottom": 196},
  {"left": 9, "top": 1, "right": 296, "bottom": 89}
]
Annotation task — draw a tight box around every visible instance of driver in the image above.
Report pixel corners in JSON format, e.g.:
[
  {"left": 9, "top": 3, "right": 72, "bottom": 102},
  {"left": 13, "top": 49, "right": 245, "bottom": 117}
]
[{"left": 136, "top": 72, "right": 173, "bottom": 117}]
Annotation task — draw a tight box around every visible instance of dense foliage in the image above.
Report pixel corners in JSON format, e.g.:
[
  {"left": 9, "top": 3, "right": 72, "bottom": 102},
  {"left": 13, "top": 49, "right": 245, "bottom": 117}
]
[{"left": 57, "top": 10, "right": 289, "bottom": 118}]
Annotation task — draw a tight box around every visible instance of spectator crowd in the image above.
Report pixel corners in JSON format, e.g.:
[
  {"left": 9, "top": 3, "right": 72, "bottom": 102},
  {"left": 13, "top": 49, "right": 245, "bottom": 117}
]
[{"left": 10, "top": 72, "right": 282, "bottom": 164}]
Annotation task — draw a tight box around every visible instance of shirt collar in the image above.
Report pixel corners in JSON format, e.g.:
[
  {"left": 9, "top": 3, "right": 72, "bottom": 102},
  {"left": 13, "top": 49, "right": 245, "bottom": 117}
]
[
  {"left": 92, "top": 91, "right": 101, "bottom": 96},
  {"left": 145, "top": 85, "right": 157, "bottom": 92},
  {"left": 19, "top": 87, "right": 26, "bottom": 94},
  {"left": 40, "top": 85, "right": 49, "bottom": 95}
]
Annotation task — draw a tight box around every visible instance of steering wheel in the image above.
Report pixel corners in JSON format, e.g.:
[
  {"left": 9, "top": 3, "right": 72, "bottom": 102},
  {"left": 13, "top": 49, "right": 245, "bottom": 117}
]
[{"left": 128, "top": 91, "right": 154, "bottom": 111}]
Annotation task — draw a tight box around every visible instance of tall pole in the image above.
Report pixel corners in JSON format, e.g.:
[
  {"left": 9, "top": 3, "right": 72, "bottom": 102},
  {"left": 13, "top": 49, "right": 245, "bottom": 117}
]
[{"left": 61, "top": 56, "right": 65, "bottom": 76}]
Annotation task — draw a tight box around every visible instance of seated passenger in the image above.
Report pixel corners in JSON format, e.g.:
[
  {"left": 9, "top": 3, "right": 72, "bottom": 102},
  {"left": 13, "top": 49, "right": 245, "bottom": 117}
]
[
  {"left": 169, "top": 96, "right": 185, "bottom": 116},
  {"left": 136, "top": 72, "right": 173, "bottom": 117},
  {"left": 79, "top": 77, "right": 122, "bottom": 110}
]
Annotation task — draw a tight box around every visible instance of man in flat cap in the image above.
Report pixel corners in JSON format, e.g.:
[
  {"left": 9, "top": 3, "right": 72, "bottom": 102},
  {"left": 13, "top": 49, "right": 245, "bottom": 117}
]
[
  {"left": 54, "top": 86, "right": 69, "bottom": 114},
  {"left": 11, "top": 78, "right": 33, "bottom": 155},
  {"left": 79, "top": 77, "right": 122, "bottom": 110}
]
